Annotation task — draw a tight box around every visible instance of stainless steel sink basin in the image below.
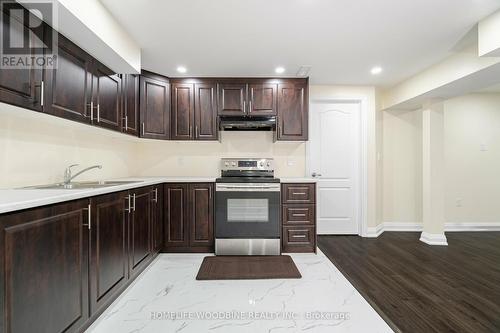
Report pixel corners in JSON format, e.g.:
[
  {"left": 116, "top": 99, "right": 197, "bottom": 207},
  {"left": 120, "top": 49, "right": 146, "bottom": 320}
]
[{"left": 24, "top": 180, "right": 142, "bottom": 190}]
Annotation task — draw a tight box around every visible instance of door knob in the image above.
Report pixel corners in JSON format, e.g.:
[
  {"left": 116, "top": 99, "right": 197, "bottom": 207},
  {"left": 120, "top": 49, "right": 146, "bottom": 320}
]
[{"left": 312, "top": 172, "right": 322, "bottom": 178}]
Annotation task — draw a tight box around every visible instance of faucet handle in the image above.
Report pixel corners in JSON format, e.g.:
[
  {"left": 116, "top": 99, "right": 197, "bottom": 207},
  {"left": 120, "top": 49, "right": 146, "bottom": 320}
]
[{"left": 64, "top": 164, "right": 79, "bottom": 181}]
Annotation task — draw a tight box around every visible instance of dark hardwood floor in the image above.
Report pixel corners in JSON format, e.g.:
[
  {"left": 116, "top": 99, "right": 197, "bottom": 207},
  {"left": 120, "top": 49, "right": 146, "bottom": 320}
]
[{"left": 318, "top": 232, "right": 500, "bottom": 333}]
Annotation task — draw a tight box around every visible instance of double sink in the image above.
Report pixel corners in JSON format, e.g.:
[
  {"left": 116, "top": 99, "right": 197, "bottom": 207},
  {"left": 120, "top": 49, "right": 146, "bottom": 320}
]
[{"left": 26, "top": 180, "right": 141, "bottom": 190}]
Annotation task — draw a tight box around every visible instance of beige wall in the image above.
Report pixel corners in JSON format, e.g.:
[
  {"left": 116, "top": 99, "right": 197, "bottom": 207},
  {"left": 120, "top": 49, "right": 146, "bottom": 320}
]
[
  {"left": 135, "top": 132, "right": 305, "bottom": 177},
  {"left": 382, "top": 93, "right": 500, "bottom": 224},
  {"left": 444, "top": 94, "right": 500, "bottom": 223},
  {"left": 0, "top": 103, "right": 138, "bottom": 188},
  {"left": 383, "top": 109, "right": 422, "bottom": 223}
]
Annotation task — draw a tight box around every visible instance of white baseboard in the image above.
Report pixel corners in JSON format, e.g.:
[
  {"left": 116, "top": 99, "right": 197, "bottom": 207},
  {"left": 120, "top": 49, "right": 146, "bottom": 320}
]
[
  {"left": 363, "top": 221, "right": 500, "bottom": 239},
  {"left": 419, "top": 232, "right": 448, "bottom": 246},
  {"left": 445, "top": 222, "right": 500, "bottom": 232}
]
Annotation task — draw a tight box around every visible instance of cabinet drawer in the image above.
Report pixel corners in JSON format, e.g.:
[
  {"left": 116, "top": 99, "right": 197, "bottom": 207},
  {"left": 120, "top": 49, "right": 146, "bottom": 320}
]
[
  {"left": 282, "top": 204, "right": 315, "bottom": 226},
  {"left": 282, "top": 226, "right": 315, "bottom": 252},
  {"left": 282, "top": 183, "right": 315, "bottom": 203}
]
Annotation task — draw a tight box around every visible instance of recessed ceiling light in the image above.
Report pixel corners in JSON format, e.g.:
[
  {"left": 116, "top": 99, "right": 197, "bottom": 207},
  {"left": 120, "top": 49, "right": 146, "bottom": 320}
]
[
  {"left": 370, "top": 66, "right": 383, "bottom": 75},
  {"left": 275, "top": 66, "right": 285, "bottom": 74},
  {"left": 177, "top": 66, "right": 187, "bottom": 73}
]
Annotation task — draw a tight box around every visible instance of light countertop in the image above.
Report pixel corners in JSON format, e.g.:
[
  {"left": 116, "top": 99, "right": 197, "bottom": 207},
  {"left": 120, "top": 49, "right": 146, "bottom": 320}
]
[
  {"left": 279, "top": 177, "right": 317, "bottom": 183},
  {"left": 0, "top": 176, "right": 318, "bottom": 215},
  {"left": 0, "top": 177, "right": 215, "bottom": 215}
]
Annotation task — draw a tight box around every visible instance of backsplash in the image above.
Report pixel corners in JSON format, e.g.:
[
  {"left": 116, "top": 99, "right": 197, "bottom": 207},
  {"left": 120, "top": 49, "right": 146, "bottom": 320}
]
[{"left": 0, "top": 103, "right": 306, "bottom": 188}]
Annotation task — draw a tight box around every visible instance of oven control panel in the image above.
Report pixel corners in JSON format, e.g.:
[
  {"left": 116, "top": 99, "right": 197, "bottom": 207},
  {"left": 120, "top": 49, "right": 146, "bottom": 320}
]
[{"left": 221, "top": 158, "right": 274, "bottom": 171}]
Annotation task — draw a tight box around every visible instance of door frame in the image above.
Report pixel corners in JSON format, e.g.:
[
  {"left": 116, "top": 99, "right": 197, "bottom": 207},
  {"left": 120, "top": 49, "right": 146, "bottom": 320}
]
[{"left": 306, "top": 97, "right": 368, "bottom": 236}]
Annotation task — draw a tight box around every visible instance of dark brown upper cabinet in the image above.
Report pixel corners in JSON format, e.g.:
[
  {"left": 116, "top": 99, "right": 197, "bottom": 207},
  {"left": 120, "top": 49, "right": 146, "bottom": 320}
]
[
  {"left": 44, "top": 33, "right": 93, "bottom": 124},
  {"left": 218, "top": 81, "right": 277, "bottom": 117},
  {"left": 171, "top": 82, "right": 194, "bottom": 140},
  {"left": 0, "top": 199, "right": 90, "bottom": 333},
  {"left": 194, "top": 82, "right": 218, "bottom": 140},
  {"left": 277, "top": 81, "right": 308, "bottom": 141},
  {"left": 0, "top": 6, "right": 44, "bottom": 112},
  {"left": 139, "top": 71, "right": 170, "bottom": 140},
  {"left": 248, "top": 83, "right": 277, "bottom": 116},
  {"left": 122, "top": 74, "right": 139, "bottom": 136},
  {"left": 218, "top": 83, "right": 247, "bottom": 116},
  {"left": 170, "top": 79, "right": 218, "bottom": 141},
  {"left": 91, "top": 62, "right": 122, "bottom": 131}
]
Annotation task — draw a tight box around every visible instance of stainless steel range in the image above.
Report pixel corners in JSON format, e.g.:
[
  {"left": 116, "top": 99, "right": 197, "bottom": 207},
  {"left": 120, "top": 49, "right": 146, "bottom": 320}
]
[{"left": 215, "top": 158, "right": 280, "bottom": 255}]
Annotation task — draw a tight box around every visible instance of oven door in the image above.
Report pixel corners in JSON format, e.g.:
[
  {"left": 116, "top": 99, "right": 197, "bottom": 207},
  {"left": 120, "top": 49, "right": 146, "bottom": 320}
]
[{"left": 215, "top": 183, "right": 280, "bottom": 238}]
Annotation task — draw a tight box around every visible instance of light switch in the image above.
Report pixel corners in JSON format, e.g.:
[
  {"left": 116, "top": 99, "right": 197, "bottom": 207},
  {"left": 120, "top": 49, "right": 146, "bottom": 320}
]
[{"left": 480, "top": 144, "right": 488, "bottom": 152}]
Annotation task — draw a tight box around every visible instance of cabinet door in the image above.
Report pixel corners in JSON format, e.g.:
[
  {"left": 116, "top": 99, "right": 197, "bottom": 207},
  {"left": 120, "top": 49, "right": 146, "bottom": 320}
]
[
  {"left": 44, "top": 33, "right": 92, "bottom": 123},
  {"left": 217, "top": 83, "right": 247, "bottom": 116},
  {"left": 129, "top": 187, "right": 152, "bottom": 277},
  {"left": 194, "top": 82, "right": 218, "bottom": 140},
  {"left": 0, "top": 6, "right": 43, "bottom": 111},
  {"left": 277, "top": 83, "right": 308, "bottom": 141},
  {"left": 0, "top": 200, "right": 89, "bottom": 333},
  {"left": 89, "top": 191, "right": 128, "bottom": 315},
  {"left": 140, "top": 75, "right": 170, "bottom": 139},
  {"left": 92, "top": 62, "right": 122, "bottom": 131},
  {"left": 171, "top": 83, "right": 194, "bottom": 140},
  {"left": 248, "top": 83, "right": 277, "bottom": 116},
  {"left": 151, "top": 186, "right": 163, "bottom": 253},
  {"left": 123, "top": 74, "right": 139, "bottom": 136},
  {"left": 188, "top": 183, "right": 214, "bottom": 248},
  {"left": 163, "top": 184, "right": 189, "bottom": 248}
]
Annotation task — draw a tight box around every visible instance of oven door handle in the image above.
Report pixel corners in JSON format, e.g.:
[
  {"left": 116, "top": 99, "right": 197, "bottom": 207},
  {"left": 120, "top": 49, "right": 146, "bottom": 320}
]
[{"left": 216, "top": 185, "right": 280, "bottom": 192}]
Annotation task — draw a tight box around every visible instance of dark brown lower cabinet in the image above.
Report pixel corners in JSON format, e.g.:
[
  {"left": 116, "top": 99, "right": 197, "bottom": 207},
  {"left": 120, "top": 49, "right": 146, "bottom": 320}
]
[
  {"left": 128, "top": 187, "right": 152, "bottom": 277},
  {"left": 0, "top": 185, "right": 163, "bottom": 333},
  {"left": 151, "top": 186, "right": 163, "bottom": 253},
  {"left": 163, "top": 183, "right": 214, "bottom": 252},
  {"left": 281, "top": 183, "right": 317, "bottom": 253},
  {"left": 0, "top": 200, "right": 90, "bottom": 333},
  {"left": 89, "top": 191, "right": 129, "bottom": 315}
]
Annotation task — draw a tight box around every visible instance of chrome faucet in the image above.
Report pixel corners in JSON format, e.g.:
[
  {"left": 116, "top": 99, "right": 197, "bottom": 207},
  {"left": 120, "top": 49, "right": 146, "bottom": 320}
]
[{"left": 63, "top": 164, "right": 102, "bottom": 184}]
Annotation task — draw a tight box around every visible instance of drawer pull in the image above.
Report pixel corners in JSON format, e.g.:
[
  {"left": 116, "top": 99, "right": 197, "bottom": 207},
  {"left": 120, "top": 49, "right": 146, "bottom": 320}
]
[
  {"left": 292, "top": 235, "right": 307, "bottom": 238},
  {"left": 292, "top": 213, "right": 306, "bottom": 217},
  {"left": 292, "top": 192, "right": 306, "bottom": 195}
]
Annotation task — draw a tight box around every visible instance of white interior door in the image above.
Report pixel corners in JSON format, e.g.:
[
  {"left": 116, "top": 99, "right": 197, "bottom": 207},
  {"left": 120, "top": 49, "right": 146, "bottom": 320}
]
[{"left": 308, "top": 101, "right": 360, "bottom": 234}]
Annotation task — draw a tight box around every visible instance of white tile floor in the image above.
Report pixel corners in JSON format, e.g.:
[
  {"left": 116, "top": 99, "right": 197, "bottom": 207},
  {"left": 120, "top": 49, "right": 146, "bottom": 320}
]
[{"left": 86, "top": 250, "right": 393, "bottom": 333}]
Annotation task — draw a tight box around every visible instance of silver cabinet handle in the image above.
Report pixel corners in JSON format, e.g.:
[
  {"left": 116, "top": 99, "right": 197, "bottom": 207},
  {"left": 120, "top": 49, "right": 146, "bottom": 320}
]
[
  {"left": 97, "top": 103, "right": 100, "bottom": 122},
  {"left": 153, "top": 188, "right": 158, "bottom": 203},
  {"left": 132, "top": 193, "right": 136, "bottom": 211},
  {"left": 124, "top": 115, "right": 128, "bottom": 129},
  {"left": 142, "top": 122, "right": 145, "bottom": 136},
  {"left": 125, "top": 195, "right": 131, "bottom": 213},
  {"left": 292, "top": 213, "right": 306, "bottom": 217},
  {"left": 293, "top": 192, "right": 306, "bottom": 195},
  {"left": 243, "top": 100, "right": 246, "bottom": 113},
  {"left": 83, "top": 203, "right": 91, "bottom": 230},
  {"left": 249, "top": 100, "right": 252, "bottom": 113},
  {"left": 40, "top": 81, "right": 44, "bottom": 106},
  {"left": 89, "top": 101, "right": 94, "bottom": 121},
  {"left": 292, "top": 234, "right": 307, "bottom": 238}
]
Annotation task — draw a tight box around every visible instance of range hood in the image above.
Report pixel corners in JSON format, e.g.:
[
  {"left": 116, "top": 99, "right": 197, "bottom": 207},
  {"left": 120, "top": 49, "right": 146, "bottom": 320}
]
[{"left": 219, "top": 116, "right": 276, "bottom": 131}]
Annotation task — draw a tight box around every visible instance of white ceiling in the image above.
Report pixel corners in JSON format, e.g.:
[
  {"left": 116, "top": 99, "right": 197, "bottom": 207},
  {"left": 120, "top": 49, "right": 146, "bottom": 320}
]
[{"left": 100, "top": 0, "right": 500, "bottom": 86}]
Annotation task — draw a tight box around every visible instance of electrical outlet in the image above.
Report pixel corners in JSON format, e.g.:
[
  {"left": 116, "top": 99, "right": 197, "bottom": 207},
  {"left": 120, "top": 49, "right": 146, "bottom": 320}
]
[
  {"left": 480, "top": 144, "right": 488, "bottom": 152},
  {"left": 287, "top": 158, "right": 295, "bottom": 166},
  {"left": 455, "top": 198, "right": 462, "bottom": 207}
]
